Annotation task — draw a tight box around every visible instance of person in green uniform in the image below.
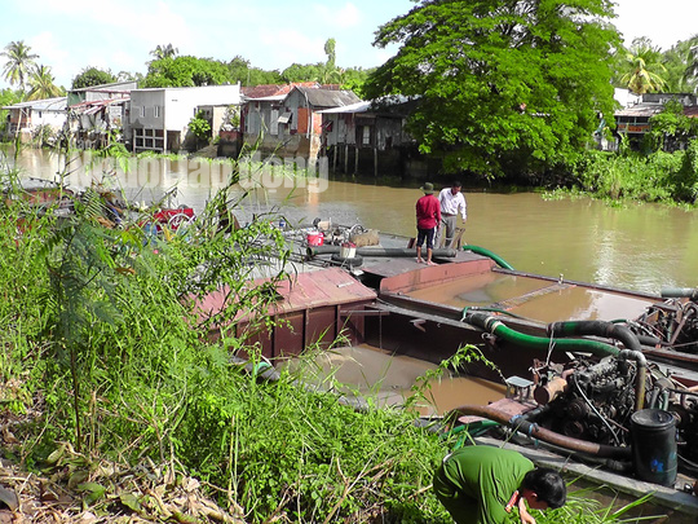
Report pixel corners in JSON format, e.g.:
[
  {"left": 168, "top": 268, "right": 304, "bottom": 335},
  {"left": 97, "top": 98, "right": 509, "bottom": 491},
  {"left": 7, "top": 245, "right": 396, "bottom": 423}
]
[{"left": 432, "top": 446, "right": 566, "bottom": 524}]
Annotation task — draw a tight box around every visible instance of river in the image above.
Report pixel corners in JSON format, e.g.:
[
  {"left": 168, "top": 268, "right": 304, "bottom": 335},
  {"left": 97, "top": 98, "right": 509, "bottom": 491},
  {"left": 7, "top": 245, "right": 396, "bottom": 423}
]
[{"left": 5, "top": 146, "right": 698, "bottom": 294}]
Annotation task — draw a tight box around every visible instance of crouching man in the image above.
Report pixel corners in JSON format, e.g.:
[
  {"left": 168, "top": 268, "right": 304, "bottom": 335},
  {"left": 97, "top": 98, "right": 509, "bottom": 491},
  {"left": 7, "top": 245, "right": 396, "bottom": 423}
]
[{"left": 433, "top": 446, "right": 566, "bottom": 524}]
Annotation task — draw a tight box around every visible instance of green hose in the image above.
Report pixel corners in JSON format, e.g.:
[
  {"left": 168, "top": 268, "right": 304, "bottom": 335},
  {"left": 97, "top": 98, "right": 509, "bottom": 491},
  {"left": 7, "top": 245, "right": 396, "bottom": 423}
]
[
  {"left": 462, "top": 245, "right": 515, "bottom": 270},
  {"left": 467, "top": 312, "right": 621, "bottom": 358},
  {"left": 491, "top": 322, "right": 620, "bottom": 357}
]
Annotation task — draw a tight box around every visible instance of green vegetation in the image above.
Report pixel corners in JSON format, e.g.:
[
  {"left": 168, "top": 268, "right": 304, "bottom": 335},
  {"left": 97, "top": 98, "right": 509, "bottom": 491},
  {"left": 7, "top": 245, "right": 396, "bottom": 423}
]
[
  {"left": 71, "top": 66, "right": 118, "bottom": 90},
  {"left": 188, "top": 109, "right": 212, "bottom": 145},
  {"left": 1, "top": 40, "right": 38, "bottom": 93},
  {"left": 616, "top": 37, "right": 668, "bottom": 95},
  {"left": 1, "top": 40, "right": 62, "bottom": 101},
  {"left": 548, "top": 137, "right": 698, "bottom": 205},
  {"left": 366, "top": 0, "right": 620, "bottom": 180},
  {"left": 0, "top": 157, "right": 453, "bottom": 522},
  {"left": 25, "top": 64, "right": 63, "bottom": 100}
]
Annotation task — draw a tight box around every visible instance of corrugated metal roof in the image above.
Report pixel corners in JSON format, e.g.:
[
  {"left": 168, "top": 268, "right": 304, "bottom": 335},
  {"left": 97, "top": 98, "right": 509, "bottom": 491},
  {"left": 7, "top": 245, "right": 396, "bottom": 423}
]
[
  {"left": 293, "top": 86, "right": 361, "bottom": 108},
  {"left": 2, "top": 96, "right": 67, "bottom": 111},
  {"left": 317, "top": 101, "right": 371, "bottom": 114},
  {"left": 242, "top": 82, "right": 319, "bottom": 100},
  {"left": 614, "top": 104, "right": 665, "bottom": 118},
  {"left": 70, "top": 96, "right": 129, "bottom": 114},
  {"left": 69, "top": 80, "right": 137, "bottom": 93}
]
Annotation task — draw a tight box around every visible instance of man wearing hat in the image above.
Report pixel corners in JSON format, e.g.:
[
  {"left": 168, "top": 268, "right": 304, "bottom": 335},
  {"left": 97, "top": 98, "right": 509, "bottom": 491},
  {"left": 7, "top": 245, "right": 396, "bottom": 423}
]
[{"left": 415, "top": 182, "right": 441, "bottom": 265}]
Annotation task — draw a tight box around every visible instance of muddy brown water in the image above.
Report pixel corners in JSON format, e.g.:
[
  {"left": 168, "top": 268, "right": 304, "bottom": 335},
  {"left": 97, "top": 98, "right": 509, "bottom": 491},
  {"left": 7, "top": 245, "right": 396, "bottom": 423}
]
[
  {"left": 279, "top": 344, "right": 506, "bottom": 416},
  {"left": 7, "top": 147, "right": 698, "bottom": 294}
]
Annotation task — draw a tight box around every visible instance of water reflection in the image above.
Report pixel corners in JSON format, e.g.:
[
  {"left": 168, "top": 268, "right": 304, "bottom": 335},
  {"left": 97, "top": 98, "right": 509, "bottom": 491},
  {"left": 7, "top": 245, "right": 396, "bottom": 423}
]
[{"left": 5, "top": 146, "right": 698, "bottom": 293}]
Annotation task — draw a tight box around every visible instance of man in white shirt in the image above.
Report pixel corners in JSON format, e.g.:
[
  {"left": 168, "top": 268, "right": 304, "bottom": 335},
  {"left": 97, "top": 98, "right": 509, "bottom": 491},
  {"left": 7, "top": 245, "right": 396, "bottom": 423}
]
[{"left": 438, "top": 181, "right": 467, "bottom": 248}]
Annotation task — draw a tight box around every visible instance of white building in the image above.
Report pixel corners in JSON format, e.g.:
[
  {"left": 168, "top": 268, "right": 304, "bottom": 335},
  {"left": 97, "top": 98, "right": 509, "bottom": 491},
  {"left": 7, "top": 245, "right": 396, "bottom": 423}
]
[
  {"left": 2, "top": 97, "right": 67, "bottom": 142},
  {"left": 126, "top": 84, "right": 241, "bottom": 153}
]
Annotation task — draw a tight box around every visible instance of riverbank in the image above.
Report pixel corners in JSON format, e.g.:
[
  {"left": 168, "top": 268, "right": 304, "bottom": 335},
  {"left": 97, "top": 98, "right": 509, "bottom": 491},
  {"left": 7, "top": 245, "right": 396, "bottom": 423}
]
[{"left": 4, "top": 139, "right": 698, "bottom": 207}]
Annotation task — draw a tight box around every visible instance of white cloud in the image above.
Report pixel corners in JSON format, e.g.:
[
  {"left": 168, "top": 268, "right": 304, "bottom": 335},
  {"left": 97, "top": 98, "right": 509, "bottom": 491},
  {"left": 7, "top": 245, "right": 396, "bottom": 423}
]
[
  {"left": 121, "top": 2, "right": 194, "bottom": 50},
  {"left": 316, "top": 2, "right": 362, "bottom": 29},
  {"left": 27, "top": 32, "right": 73, "bottom": 87},
  {"left": 256, "top": 27, "right": 326, "bottom": 68},
  {"left": 613, "top": 0, "right": 698, "bottom": 50}
]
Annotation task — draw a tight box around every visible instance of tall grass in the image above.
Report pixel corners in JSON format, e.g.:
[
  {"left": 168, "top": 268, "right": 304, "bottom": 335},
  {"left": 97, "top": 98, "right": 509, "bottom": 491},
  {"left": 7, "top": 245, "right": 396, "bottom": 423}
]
[{"left": 569, "top": 141, "right": 698, "bottom": 205}]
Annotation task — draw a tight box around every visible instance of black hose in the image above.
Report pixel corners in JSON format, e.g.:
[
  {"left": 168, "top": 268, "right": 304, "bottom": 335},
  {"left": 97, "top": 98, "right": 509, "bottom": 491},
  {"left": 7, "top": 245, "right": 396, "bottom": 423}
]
[{"left": 548, "top": 320, "right": 642, "bottom": 352}]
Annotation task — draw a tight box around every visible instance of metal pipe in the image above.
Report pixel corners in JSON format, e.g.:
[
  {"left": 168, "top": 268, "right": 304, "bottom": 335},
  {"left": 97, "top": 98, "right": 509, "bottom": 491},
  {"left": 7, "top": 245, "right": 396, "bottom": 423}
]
[
  {"left": 451, "top": 404, "right": 631, "bottom": 459},
  {"left": 462, "top": 244, "right": 514, "bottom": 269},
  {"left": 619, "top": 349, "right": 648, "bottom": 411},
  {"left": 661, "top": 287, "right": 698, "bottom": 301},
  {"left": 534, "top": 376, "right": 568, "bottom": 405}
]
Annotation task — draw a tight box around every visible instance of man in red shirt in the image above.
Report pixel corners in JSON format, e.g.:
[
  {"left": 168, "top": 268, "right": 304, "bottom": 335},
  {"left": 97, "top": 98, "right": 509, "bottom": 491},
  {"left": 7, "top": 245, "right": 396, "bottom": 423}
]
[{"left": 415, "top": 182, "right": 441, "bottom": 265}]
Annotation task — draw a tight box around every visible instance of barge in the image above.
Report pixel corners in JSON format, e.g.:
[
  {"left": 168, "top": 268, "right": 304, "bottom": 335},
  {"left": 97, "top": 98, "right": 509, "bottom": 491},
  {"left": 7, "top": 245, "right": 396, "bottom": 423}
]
[{"left": 195, "top": 222, "right": 698, "bottom": 519}]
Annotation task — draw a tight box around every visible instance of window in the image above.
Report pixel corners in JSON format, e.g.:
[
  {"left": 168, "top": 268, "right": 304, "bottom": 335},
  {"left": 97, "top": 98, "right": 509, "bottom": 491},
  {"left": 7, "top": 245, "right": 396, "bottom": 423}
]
[
  {"left": 154, "top": 106, "right": 161, "bottom": 118},
  {"left": 140, "top": 106, "right": 146, "bottom": 118},
  {"left": 270, "top": 109, "right": 279, "bottom": 135},
  {"left": 362, "top": 125, "right": 371, "bottom": 145}
]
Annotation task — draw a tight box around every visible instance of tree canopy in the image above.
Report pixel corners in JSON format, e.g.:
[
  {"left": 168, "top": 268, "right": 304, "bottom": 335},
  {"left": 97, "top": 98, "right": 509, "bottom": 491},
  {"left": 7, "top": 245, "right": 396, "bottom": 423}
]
[
  {"left": 227, "top": 55, "right": 282, "bottom": 86},
  {"left": 142, "top": 56, "right": 232, "bottom": 87},
  {"left": 150, "top": 43, "right": 178, "bottom": 61},
  {"left": 366, "top": 0, "right": 621, "bottom": 179},
  {"left": 617, "top": 37, "right": 667, "bottom": 94},
  {"left": 72, "top": 66, "right": 117, "bottom": 90}
]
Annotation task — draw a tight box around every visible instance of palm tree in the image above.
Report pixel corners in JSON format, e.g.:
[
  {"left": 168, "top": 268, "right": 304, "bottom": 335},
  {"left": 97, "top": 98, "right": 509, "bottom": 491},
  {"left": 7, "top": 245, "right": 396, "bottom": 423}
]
[
  {"left": 1, "top": 40, "right": 39, "bottom": 93},
  {"left": 686, "top": 34, "right": 698, "bottom": 92},
  {"left": 319, "top": 38, "right": 343, "bottom": 85},
  {"left": 620, "top": 38, "right": 667, "bottom": 94},
  {"left": 150, "top": 43, "right": 178, "bottom": 61},
  {"left": 26, "top": 65, "right": 63, "bottom": 100}
]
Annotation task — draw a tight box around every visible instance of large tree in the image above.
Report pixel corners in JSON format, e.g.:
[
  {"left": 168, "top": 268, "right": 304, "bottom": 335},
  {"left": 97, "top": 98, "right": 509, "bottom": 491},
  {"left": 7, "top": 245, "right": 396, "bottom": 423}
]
[
  {"left": 142, "top": 56, "right": 232, "bottom": 87},
  {"left": 685, "top": 34, "right": 698, "bottom": 92},
  {"left": 150, "top": 43, "right": 179, "bottom": 61},
  {"left": 1, "top": 40, "right": 38, "bottom": 93},
  {"left": 227, "top": 55, "right": 282, "bottom": 86},
  {"left": 366, "top": 0, "right": 621, "bottom": 179},
  {"left": 660, "top": 38, "right": 697, "bottom": 93},
  {"left": 72, "top": 66, "right": 117, "bottom": 89}
]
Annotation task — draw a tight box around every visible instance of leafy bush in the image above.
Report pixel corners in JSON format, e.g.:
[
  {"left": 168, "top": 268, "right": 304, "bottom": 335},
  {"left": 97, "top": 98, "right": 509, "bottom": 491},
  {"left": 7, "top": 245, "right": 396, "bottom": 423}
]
[
  {"left": 188, "top": 110, "right": 212, "bottom": 145},
  {"left": 571, "top": 149, "right": 688, "bottom": 203}
]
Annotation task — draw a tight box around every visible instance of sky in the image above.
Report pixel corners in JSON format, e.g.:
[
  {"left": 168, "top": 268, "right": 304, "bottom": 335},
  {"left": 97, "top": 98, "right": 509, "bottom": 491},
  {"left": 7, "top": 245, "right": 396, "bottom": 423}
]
[{"left": 1, "top": 0, "right": 697, "bottom": 91}]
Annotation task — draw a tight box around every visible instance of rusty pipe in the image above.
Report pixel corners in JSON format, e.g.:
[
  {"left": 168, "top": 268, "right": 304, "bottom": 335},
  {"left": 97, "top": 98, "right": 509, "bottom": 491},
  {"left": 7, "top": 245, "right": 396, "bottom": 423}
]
[
  {"left": 451, "top": 404, "right": 631, "bottom": 459},
  {"left": 534, "top": 376, "right": 569, "bottom": 405},
  {"left": 618, "top": 349, "right": 648, "bottom": 411}
]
